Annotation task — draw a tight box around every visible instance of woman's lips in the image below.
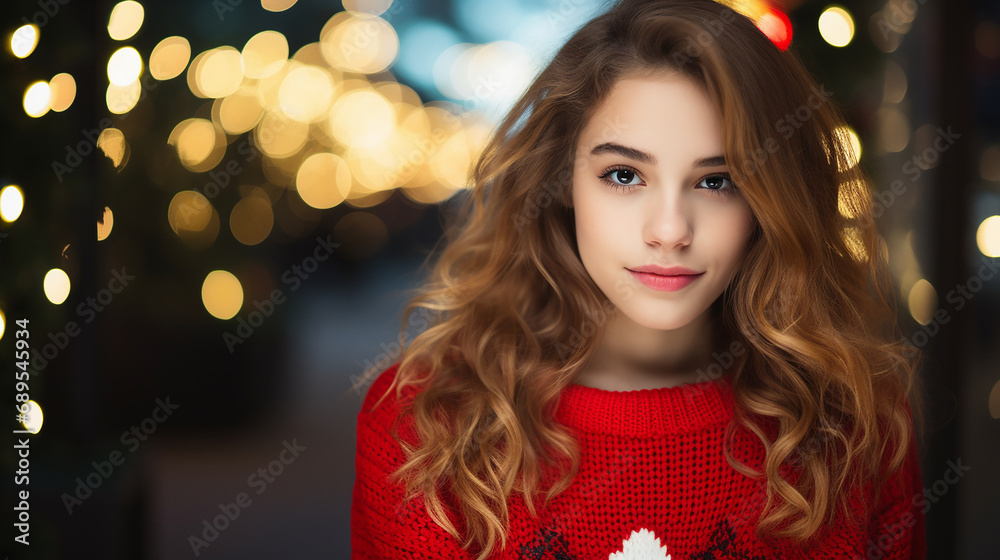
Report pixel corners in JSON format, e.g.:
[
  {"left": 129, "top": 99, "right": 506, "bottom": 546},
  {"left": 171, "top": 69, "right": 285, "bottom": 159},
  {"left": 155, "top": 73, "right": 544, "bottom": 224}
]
[{"left": 628, "top": 270, "right": 704, "bottom": 291}]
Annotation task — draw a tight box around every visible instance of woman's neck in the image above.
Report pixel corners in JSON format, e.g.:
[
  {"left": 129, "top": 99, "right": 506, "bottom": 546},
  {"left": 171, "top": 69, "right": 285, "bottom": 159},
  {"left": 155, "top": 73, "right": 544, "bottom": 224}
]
[{"left": 573, "top": 306, "right": 724, "bottom": 391}]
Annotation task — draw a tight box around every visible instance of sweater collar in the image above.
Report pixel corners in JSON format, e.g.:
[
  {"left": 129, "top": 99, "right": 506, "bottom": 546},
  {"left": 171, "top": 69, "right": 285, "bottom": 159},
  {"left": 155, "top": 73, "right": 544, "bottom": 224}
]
[{"left": 554, "top": 374, "right": 734, "bottom": 437}]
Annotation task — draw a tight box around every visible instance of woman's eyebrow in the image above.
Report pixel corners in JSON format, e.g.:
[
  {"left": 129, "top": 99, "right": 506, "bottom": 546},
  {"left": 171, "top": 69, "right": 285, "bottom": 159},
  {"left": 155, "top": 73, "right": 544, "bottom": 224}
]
[
  {"left": 693, "top": 155, "right": 727, "bottom": 168},
  {"left": 589, "top": 143, "right": 726, "bottom": 168},
  {"left": 590, "top": 142, "right": 656, "bottom": 164}
]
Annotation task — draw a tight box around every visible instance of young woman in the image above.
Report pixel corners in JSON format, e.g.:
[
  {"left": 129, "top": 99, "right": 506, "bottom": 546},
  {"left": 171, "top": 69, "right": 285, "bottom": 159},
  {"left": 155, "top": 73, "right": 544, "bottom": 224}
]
[{"left": 351, "top": 0, "right": 926, "bottom": 559}]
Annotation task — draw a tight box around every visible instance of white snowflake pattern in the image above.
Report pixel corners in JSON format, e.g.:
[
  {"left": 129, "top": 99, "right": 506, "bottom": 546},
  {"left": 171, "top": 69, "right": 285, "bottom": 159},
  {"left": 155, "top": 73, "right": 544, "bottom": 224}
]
[{"left": 607, "top": 528, "right": 672, "bottom": 560}]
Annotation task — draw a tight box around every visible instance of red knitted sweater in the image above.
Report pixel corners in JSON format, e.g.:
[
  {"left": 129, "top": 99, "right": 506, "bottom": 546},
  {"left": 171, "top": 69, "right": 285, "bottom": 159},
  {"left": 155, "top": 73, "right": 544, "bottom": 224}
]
[{"left": 351, "top": 363, "right": 926, "bottom": 559}]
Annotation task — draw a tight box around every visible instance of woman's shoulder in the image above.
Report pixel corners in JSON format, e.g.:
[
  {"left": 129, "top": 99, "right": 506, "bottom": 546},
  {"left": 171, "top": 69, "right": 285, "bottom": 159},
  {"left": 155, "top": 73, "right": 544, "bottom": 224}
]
[{"left": 359, "top": 361, "right": 408, "bottom": 416}]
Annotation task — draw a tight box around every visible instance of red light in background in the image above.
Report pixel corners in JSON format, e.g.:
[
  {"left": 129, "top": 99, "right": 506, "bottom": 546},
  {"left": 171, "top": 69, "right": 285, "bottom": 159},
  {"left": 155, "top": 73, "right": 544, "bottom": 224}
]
[{"left": 757, "top": 6, "right": 793, "bottom": 51}]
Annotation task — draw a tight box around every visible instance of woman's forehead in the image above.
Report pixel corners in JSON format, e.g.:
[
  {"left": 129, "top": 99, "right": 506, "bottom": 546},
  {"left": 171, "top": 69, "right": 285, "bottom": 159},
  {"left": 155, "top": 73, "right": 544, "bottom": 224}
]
[{"left": 578, "top": 74, "right": 725, "bottom": 164}]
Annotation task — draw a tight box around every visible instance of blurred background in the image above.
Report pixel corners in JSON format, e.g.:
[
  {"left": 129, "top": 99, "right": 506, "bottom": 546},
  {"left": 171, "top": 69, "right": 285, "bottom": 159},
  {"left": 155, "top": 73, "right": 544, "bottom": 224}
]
[{"left": 0, "top": 0, "right": 996, "bottom": 557}]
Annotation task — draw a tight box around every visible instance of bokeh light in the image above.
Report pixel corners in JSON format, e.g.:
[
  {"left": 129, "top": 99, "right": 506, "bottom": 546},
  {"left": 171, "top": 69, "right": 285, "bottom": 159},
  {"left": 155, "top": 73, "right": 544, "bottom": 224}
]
[
  {"left": 291, "top": 42, "right": 326, "bottom": 66},
  {"left": 328, "top": 89, "right": 396, "bottom": 149},
  {"left": 396, "top": 20, "right": 462, "bottom": 93},
  {"left": 107, "top": 46, "right": 143, "bottom": 86},
  {"left": 429, "top": 128, "right": 480, "bottom": 190},
  {"left": 97, "top": 206, "right": 114, "bottom": 241},
  {"left": 261, "top": 0, "right": 298, "bottom": 12},
  {"left": 869, "top": 8, "right": 905, "bottom": 53},
  {"left": 343, "top": 0, "right": 393, "bottom": 16},
  {"left": 256, "top": 59, "right": 299, "bottom": 113},
  {"left": 10, "top": 24, "right": 39, "bottom": 58},
  {"left": 48, "top": 73, "right": 77, "bottom": 112},
  {"left": 254, "top": 112, "right": 308, "bottom": 159},
  {"left": 242, "top": 30, "right": 288, "bottom": 79},
  {"left": 201, "top": 270, "right": 244, "bottom": 320},
  {"left": 828, "top": 125, "right": 862, "bottom": 170},
  {"left": 454, "top": 0, "right": 530, "bottom": 43},
  {"left": 278, "top": 65, "right": 334, "bottom": 122},
  {"left": 0, "top": 185, "right": 25, "bottom": 222},
  {"left": 168, "top": 191, "right": 213, "bottom": 233},
  {"left": 168, "top": 118, "right": 226, "bottom": 172},
  {"left": 20, "top": 400, "right": 43, "bottom": 434},
  {"left": 23, "top": 81, "right": 51, "bottom": 118},
  {"left": 196, "top": 46, "right": 244, "bottom": 98},
  {"left": 296, "top": 153, "right": 353, "bottom": 209},
  {"left": 319, "top": 11, "right": 399, "bottom": 74},
  {"left": 819, "top": 6, "right": 855, "bottom": 47},
  {"left": 977, "top": 215, "right": 1000, "bottom": 258},
  {"left": 150, "top": 36, "right": 191, "bottom": 80},
  {"left": 883, "top": 60, "right": 907, "bottom": 104},
  {"left": 106, "top": 79, "right": 142, "bottom": 114},
  {"left": 756, "top": 6, "right": 793, "bottom": 51},
  {"left": 907, "top": 278, "right": 937, "bottom": 325},
  {"left": 43, "top": 268, "right": 71, "bottom": 305},
  {"left": 979, "top": 145, "right": 1000, "bottom": 182},
  {"left": 108, "top": 1, "right": 145, "bottom": 41},
  {"left": 168, "top": 191, "right": 220, "bottom": 248},
  {"left": 217, "top": 86, "right": 264, "bottom": 134},
  {"left": 230, "top": 195, "right": 274, "bottom": 245},
  {"left": 877, "top": 107, "right": 910, "bottom": 153},
  {"left": 97, "top": 128, "right": 130, "bottom": 168}
]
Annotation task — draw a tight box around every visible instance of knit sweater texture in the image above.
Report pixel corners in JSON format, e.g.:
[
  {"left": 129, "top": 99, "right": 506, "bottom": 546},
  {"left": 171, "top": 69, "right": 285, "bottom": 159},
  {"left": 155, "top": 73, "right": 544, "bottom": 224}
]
[{"left": 351, "top": 363, "right": 926, "bottom": 559}]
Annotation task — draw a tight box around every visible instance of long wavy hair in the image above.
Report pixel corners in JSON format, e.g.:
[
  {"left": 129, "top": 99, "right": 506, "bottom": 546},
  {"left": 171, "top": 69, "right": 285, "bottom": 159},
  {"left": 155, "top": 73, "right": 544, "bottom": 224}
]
[{"left": 367, "top": 0, "right": 925, "bottom": 557}]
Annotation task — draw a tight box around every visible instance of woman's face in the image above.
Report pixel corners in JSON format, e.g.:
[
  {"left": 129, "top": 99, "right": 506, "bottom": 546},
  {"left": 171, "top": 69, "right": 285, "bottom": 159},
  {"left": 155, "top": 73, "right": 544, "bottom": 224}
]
[{"left": 571, "top": 71, "right": 756, "bottom": 331}]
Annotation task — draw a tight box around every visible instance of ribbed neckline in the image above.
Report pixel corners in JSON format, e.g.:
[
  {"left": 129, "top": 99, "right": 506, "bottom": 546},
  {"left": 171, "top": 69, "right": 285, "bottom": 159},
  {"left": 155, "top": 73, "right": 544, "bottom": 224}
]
[{"left": 554, "top": 374, "right": 735, "bottom": 437}]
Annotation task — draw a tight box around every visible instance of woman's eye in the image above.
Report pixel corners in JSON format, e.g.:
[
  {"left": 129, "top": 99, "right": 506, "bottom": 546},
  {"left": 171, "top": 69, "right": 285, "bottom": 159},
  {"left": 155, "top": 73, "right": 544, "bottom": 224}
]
[
  {"left": 698, "top": 174, "right": 737, "bottom": 195},
  {"left": 598, "top": 167, "right": 644, "bottom": 190}
]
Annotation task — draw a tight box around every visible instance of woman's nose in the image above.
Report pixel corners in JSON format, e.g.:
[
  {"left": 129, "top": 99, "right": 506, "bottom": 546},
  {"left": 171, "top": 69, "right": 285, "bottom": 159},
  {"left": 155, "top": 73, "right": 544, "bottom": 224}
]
[{"left": 643, "top": 188, "right": 693, "bottom": 248}]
